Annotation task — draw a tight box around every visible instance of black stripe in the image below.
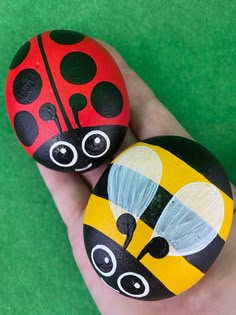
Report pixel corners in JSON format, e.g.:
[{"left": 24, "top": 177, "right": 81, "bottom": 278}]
[
  {"left": 184, "top": 234, "right": 225, "bottom": 273},
  {"left": 140, "top": 186, "right": 173, "bottom": 229},
  {"left": 37, "top": 34, "right": 72, "bottom": 130}
]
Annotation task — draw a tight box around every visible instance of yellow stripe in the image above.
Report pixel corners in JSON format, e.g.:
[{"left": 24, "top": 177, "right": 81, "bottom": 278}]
[
  {"left": 218, "top": 196, "right": 233, "bottom": 240},
  {"left": 135, "top": 142, "right": 233, "bottom": 241},
  {"left": 84, "top": 194, "right": 204, "bottom": 295},
  {"left": 84, "top": 194, "right": 126, "bottom": 246},
  {"left": 141, "top": 254, "right": 204, "bottom": 295}
]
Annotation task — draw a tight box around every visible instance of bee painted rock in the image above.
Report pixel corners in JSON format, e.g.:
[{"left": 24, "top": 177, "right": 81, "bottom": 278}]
[
  {"left": 5, "top": 30, "right": 129, "bottom": 172},
  {"left": 83, "top": 136, "right": 233, "bottom": 300}
]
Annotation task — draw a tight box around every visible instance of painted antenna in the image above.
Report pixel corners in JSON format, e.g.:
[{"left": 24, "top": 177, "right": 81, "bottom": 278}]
[{"left": 39, "top": 103, "right": 62, "bottom": 134}]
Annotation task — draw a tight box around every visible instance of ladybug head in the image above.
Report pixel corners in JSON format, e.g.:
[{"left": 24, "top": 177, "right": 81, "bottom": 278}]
[{"left": 34, "top": 124, "right": 127, "bottom": 172}]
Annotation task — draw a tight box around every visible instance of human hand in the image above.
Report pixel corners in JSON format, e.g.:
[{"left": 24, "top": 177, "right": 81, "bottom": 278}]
[{"left": 37, "top": 41, "right": 236, "bottom": 315}]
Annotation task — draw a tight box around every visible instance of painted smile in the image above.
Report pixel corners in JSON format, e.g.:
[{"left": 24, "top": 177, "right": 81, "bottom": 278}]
[{"left": 75, "top": 163, "right": 93, "bottom": 172}]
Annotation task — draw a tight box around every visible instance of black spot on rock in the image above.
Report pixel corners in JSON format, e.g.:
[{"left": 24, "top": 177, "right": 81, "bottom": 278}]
[
  {"left": 50, "top": 30, "right": 85, "bottom": 44},
  {"left": 60, "top": 52, "right": 97, "bottom": 84},
  {"left": 14, "top": 111, "right": 38, "bottom": 146},
  {"left": 10, "top": 41, "right": 31, "bottom": 69},
  {"left": 13, "top": 69, "right": 42, "bottom": 104},
  {"left": 91, "top": 81, "right": 123, "bottom": 117}
]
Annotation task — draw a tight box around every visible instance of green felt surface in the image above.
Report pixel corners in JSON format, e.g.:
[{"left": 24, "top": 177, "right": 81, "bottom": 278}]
[{"left": 0, "top": 1, "right": 235, "bottom": 314}]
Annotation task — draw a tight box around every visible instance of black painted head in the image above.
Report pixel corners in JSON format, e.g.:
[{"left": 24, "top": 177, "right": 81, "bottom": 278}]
[
  {"left": 34, "top": 125, "right": 127, "bottom": 172},
  {"left": 84, "top": 225, "right": 174, "bottom": 300}
]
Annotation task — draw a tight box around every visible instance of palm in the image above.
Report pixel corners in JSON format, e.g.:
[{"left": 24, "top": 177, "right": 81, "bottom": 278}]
[{"left": 38, "top": 41, "right": 236, "bottom": 315}]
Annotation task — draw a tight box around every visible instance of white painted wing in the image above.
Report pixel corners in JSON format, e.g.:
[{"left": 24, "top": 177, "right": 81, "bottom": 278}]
[
  {"left": 153, "top": 182, "right": 224, "bottom": 256},
  {"left": 108, "top": 146, "right": 162, "bottom": 219}
]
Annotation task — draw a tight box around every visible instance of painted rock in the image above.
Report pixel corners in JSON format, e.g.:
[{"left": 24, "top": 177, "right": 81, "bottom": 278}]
[
  {"left": 83, "top": 136, "right": 233, "bottom": 300},
  {"left": 5, "top": 30, "right": 129, "bottom": 172}
]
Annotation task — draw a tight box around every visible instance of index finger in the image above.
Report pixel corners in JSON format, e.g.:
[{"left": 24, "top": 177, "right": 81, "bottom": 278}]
[{"left": 98, "top": 40, "right": 190, "bottom": 140}]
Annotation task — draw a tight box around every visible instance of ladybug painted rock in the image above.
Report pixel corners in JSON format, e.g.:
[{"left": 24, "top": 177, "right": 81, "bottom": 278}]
[
  {"left": 83, "top": 136, "right": 233, "bottom": 300},
  {"left": 5, "top": 30, "right": 129, "bottom": 172}
]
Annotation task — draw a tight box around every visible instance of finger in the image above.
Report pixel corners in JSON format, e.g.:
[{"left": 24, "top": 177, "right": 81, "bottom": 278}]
[
  {"left": 126, "top": 69, "right": 191, "bottom": 140},
  {"left": 231, "top": 184, "right": 236, "bottom": 211},
  {"left": 98, "top": 40, "right": 191, "bottom": 140},
  {"left": 116, "top": 128, "right": 138, "bottom": 154},
  {"left": 37, "top": 164, "right": 90, "bottom": 227}
]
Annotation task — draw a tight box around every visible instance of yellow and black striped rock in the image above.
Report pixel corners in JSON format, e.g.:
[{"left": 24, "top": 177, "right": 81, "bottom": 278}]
[{"left": 83, "top": 136, "right": 233, "bottom": 300}]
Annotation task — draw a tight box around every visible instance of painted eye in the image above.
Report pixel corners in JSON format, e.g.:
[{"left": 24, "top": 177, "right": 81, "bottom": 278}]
[
  {"left": 82, "top": 130, "right": 110, "bottom": 158},
  {"left": 91, "top": 245, "right": 117, "bottom": 277},
  {"left": 117, "top": 272, "right": 150, "bottom": 298},
  {"left": 49, "top": 141, "right": 78, "bottom": 167}
]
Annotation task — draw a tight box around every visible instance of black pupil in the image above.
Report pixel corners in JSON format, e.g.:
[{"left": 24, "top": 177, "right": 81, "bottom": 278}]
[
  {"left": 85, "top": 134, "right": 107, "bottom": 156},
  {"left": 52, "top": 144, "right": 74, "bottom": 165},
  {"left": 120, "top": 275, "right": 145, "bottom": 296},
  {"left": 93, "top": 248, "right": 113, "bottom": 273}
]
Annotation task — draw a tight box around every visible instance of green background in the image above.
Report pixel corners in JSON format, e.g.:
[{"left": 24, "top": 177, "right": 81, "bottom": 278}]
[{"left": 0, "top": 1, "right": 235, "bottom": 314}]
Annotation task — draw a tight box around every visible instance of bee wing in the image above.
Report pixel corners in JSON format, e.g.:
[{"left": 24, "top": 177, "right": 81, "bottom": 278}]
[
  {"left": 153, "top": 182, "right": 224, "bottom": 256},
  {"left": 108, "top": 146, "right": 162, "bottom": 219}
]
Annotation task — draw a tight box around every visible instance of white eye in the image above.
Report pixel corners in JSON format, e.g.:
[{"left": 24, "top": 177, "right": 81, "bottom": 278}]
[
  {"left": 91, "top": 244, "right": 117, "bottom": 277},
  {"left": 117, "top": 272, "right": 150, "bottom": 298},
  {"left": 49, "top": 141, "right": 78, "bottom": 167},
  {"left": 82, "top": 130, "right": 110, "bottom": 158}
]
